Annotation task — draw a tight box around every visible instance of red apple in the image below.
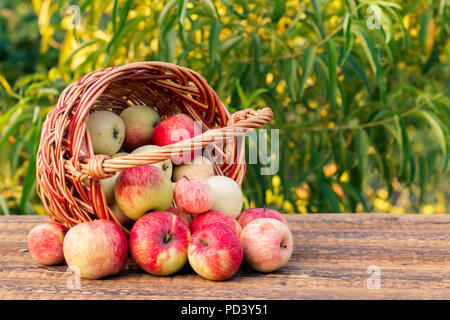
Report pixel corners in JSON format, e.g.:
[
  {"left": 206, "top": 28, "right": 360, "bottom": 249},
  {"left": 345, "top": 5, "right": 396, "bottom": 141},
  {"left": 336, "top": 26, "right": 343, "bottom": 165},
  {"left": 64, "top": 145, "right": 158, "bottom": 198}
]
[
  {"left": 167, "top": 206, "right": 192, "bottom": 227},
  {"left": 114, "top": 164, "right": 173, "bottom": 221},
  {"left": 152, "top": 114, "right": 202, "bottom": 164},
  {"left": 238, "top": 206, "right": 288, "bottom": 228},
  {"left": 129, "top": 211, "right": 190, "bottom": 276},
  {"left": 240, "top": 218, "right": 293, "bottom": 272},
  {"left": 188, "top": 222, "right": 243, "bottom": 281},
  {"left": 190, "top": 210, "right": 242, "bottom": 237},
  {"left": 174, "top": 177, "right": 214, "bottom": 215},
  {"left": 27, "top": 222, "right": 68, "bottom": 265},
  {"left": 63, "top": 220, "right": 128, "bottom": 279}
]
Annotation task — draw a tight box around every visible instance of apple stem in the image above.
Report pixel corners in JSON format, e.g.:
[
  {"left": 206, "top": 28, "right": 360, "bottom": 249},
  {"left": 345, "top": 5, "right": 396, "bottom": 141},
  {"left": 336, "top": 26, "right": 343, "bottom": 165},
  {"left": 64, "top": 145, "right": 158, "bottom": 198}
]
[
  {"left": 263, "top": 204, "right": 267, "bottom": 214},
  {"left": 198, "top": 238, "right": 208, "bottom": 247},
  {"left": 164, "top": 232, "right": 171, "bottom": 243},
  {"left": 183, "top": 175, "right": 190, "bottom": 181}
]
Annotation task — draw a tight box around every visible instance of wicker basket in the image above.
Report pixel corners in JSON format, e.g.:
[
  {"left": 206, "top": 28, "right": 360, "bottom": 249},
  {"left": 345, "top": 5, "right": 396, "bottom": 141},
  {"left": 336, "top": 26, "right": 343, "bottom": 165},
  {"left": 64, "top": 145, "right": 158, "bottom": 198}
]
[{"left": 36, "top": 61, "right": 273, "bottom": 232}]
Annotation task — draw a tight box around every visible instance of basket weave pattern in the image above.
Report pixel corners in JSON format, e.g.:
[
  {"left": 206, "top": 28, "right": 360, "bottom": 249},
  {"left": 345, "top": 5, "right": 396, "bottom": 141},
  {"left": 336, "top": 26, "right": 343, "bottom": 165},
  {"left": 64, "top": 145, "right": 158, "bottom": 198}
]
[{"left": 36, "top": 61, "right": 273, "bottom": 231}]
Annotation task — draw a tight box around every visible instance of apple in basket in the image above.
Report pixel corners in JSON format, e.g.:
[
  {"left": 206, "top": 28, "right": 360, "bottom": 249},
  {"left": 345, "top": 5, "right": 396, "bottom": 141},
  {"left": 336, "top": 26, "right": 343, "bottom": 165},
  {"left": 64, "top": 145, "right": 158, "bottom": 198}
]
[
  {"left": 120, "top": 105, "right": 161, "bottom": 149},
  {"left": 27, "top": 222, "right": 68, "bottom": 266},
  {"left": 99, "top": 152, "right": 129, "bottom": 205},
  {"left": 129, "top": 211, "right": 190, "bottom": 276},
  {"left": 240, "top": 218, "right": 293, "bottom": 273},
  {"left": 172, "top": 155, "right": 215, "bottom": 182},
  {"left": 114, "top": 164, "right": 173, "bottom": 221},
  {"left": 131, "top": 144, "right": 173, "bottom": 178},
  {"left": 63, "top": 220, "right": 128, "bottom": 280},
  {"left": 152, "top": 114, "right": 202, "bottom": 164},
  {"left": 188, "top": 222, "right": 243, "bottom": 281},
  {"left": 174, "top": 177, "right": 215, "bottom": 215},
  {"left": 87, "top": 110, "right": 125, "bottom": 156}
]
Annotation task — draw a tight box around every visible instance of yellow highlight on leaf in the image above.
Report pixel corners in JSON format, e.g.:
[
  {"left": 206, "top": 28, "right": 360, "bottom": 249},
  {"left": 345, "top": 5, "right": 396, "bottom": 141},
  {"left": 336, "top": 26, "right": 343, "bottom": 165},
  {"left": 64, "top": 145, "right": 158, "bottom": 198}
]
[
  {"left": 272, "top": 175, "right": 281, "bottom": 188},
  {"left": 376, "top": 189, "right": 388, "bottom": 199}
]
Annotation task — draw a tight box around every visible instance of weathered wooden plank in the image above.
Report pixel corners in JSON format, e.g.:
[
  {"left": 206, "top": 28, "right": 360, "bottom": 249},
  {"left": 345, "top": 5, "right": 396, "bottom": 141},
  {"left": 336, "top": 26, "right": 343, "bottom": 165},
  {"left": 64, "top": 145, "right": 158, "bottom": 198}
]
[{"left": 0, "top": 214, "right": 449, "bottom": 300}]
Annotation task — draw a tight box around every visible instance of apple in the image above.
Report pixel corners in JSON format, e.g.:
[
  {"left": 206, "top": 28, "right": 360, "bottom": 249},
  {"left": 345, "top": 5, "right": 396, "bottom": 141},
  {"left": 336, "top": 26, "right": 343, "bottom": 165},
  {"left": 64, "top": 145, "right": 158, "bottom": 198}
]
[
  {"left": 172, "top": 155, "right": 215, "bottom": 182},
  {"left": 132, "top": 144, "right": 172, "bottom": 178},
  {"left": 167, "top": 206, "right": 192, "bottom": 227},
  {"left": 206, "top": 175, "right": 243, "bottom": 219},
  {"left": 129, "top": 211, "right": 190, "bottom": 276},
  {"left": 27, "top": 222, "right": 68, "bottom": 265},
  {"left": 240, "top": 218, "right": 293, "bottom": 273},
  {"left": 190, "top": 210, "right": 242, "bottom": 237},
  {"left": 115, "top": 164, "right": 173, "bottom": 221},
  {"left": 120, "top": 105, "right": 160, "bottom": 149},
  {"left": 110, "top": 202, "right": 133, "bottom": 226},
  {"left": 99, "top": 152, "right": 129, "bottom": 205},
  {"left": 238, "top": 206, "right": 288, "bottom": 228},
  {"left": 87, "top": 110, "right": 125, "bottom": 156},
  {"left": 63, "top": 220, "right": 128, "bottom": 279},
  {"left": 188, "top": 222, "right": 243, "bottom": 281},
  {"left": 152, "top": 114, "right": 202, "bottom": 164},
  {"left": 174, "top": 177, "right": 214, "bottom": 215}
]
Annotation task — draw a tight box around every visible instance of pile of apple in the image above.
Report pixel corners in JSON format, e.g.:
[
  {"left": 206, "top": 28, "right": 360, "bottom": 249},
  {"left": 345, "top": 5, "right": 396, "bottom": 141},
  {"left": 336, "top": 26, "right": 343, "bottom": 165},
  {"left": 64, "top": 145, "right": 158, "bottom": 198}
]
[{"left": 28, "top": 105, "right": 294, "bottom": 281}]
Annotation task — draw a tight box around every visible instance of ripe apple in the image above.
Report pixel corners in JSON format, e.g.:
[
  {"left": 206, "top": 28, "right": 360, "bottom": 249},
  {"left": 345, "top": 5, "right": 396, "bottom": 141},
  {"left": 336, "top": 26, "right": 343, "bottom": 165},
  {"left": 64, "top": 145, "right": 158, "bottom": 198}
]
[
  {"left": 99, "top": 152, "right": 129, "bottom": 205},
  {"left": 120, "top": 105, "right": 160, "bottom": 149},
  {"left": 172, "top": 155, "right": 215, "bottom": 182},
  {"left": 206, "top": 175, "right": 243, "bottom": 219},
  {"left": 188, "top": 222, "right": 243, "bottom": 281},
  {"left": 63, "top": 220, "right": 128, "bottom": 279},
  {"left": 27, "top": 222, "right": 68, "bottom": 265},
  {"left": 238, "top": 206, "right": 288, "bottom": 228},
  {"left": 129, "top": 211, "right": 190, "bottom": 276},
  {"left": 132, "top": 144, "right": 172, "bottom": 178},
  {"left": 87, "top": 110, "right": 125, "bottom": 156},
  {"left": 167, "top": 206, "right": 192, "bottom": 227},
  {"left": 110, "top": 202, "right": 133, "bottom": 226},
  {"left": 190, "top": 210, "right": 242, "bottom": 237},
  {"left": 115, "top": 164, "right": 173, "bottom": 221},
  {"left": 152, "top": 114, "right": 202, "bottom": 164},
  {"left": 174, "top": 177, "right": 214, "bottom": 215},
  {"left": 240, "top": 218, "right": 293, "bottom": 273}
]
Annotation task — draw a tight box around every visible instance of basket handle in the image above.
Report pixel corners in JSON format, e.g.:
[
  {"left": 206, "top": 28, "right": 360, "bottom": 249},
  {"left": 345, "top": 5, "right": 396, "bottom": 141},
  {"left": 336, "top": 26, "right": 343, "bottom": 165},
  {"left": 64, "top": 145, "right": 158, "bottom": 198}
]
[{"left": 65, "top": 107, "right": 273, "bottom": 181}]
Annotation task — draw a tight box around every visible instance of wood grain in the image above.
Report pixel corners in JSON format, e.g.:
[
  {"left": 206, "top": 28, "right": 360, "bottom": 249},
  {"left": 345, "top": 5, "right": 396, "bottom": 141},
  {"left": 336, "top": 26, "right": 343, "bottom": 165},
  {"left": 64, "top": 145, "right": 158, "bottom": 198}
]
[{"left": 0, "top": 214, "right": 449, "bottom": 300}]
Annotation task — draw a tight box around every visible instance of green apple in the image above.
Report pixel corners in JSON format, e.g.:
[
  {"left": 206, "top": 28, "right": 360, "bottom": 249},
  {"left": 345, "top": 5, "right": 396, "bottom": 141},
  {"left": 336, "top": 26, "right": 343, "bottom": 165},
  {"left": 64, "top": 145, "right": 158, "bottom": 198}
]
[
  {"left": 99, "top": 152, "right": 129, "bottom": 205},
  {"left": 87, "top": 110, "right": 125, "bottom": 156},
  {"left": 206, "top": 175, "right": 243, "bottom": 219},
  {"left": 172, "top": 155, "right": 215, "bottom": 182},
  {"left": 120, "top": 105, "right": 160, "bottom": 149}
]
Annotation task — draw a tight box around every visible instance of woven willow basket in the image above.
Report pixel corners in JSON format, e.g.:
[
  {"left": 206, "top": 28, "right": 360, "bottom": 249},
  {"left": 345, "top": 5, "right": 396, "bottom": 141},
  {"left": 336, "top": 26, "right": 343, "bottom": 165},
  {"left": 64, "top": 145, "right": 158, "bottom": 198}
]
[{"left": 36, "top": 61, "right": 273, "bottom": 232}]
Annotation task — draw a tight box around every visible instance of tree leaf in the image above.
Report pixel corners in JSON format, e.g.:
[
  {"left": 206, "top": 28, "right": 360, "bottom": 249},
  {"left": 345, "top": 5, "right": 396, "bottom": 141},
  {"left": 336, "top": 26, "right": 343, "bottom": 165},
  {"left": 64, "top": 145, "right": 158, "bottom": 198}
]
[
  {"left": 271, "top": 0, "right": 286, "bottom": 23},
  {"left": 326, "top": 39, "right": 338, "bottom": 111},
  {"left": 299, "top": 47, "right": 315, "bottom": 99},
  {"left": 355, "top": 129, "right": 369, "bottom": 188}
]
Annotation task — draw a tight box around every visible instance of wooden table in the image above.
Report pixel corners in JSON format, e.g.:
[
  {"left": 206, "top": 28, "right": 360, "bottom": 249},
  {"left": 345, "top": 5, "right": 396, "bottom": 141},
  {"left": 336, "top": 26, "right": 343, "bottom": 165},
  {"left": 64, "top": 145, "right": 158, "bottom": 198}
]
[{"left": 0, "top": 214, "right": 449, "bottom": 300}]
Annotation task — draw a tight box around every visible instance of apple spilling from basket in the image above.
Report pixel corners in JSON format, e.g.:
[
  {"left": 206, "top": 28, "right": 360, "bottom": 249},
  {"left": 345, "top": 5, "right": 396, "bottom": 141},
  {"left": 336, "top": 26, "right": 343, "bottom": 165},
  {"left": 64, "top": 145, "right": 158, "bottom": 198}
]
[{"left": 28, "top": 105, "right": 294, "bottom": 280}]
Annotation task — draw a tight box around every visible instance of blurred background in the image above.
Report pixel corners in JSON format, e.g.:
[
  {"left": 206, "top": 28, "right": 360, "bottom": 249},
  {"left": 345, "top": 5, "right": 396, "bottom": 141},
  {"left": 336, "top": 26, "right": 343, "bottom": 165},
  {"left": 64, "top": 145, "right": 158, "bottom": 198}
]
[{"left": 0, "top": 0, "right": 448, "bottom": 215}]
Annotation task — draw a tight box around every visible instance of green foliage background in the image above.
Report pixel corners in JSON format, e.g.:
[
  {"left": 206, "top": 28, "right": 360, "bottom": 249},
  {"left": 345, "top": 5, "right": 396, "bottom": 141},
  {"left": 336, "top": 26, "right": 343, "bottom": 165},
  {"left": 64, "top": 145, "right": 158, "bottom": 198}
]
[{"left": 0, "top": 0, "right": 449, "bottom": 215}]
